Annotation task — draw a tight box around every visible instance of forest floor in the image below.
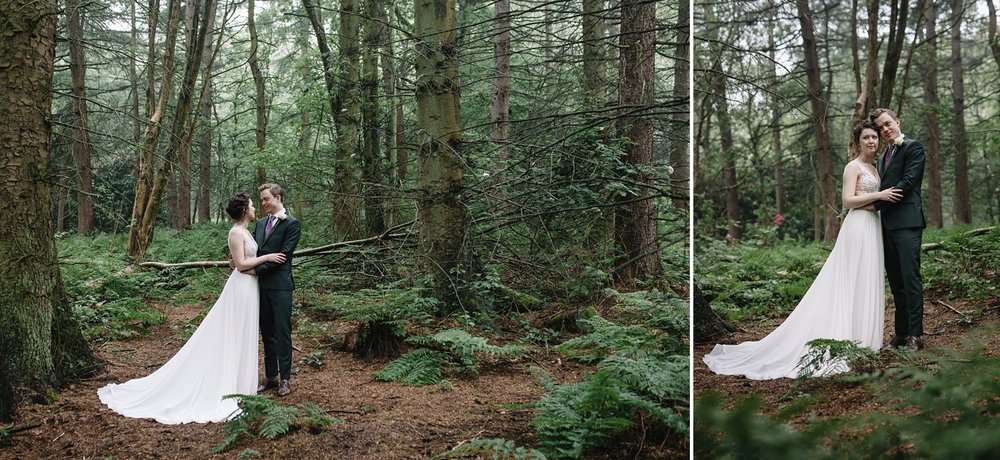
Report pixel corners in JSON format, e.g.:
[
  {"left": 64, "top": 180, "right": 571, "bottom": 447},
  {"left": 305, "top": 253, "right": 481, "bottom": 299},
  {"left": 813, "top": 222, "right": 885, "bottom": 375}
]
[
  {"left": 3, "top": 295, "right": 684, "bottom": 459},
  {"left": 693, "top": 294, "right": 1000, "bottom": 426}
]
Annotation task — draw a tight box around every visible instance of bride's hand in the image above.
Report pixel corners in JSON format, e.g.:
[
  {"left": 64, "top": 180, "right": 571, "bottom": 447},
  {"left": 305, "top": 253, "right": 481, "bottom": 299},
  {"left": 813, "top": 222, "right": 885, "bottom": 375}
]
[
  {"left": 880, "top": 188, "right": 902, "bottom": 202},
  {"left": 267, "top": 253, "right": 287, "bottom": 264}
]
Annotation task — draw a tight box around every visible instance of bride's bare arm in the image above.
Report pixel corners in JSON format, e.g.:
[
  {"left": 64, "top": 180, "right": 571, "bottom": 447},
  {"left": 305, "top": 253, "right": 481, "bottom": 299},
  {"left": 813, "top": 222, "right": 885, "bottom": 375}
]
[
  {"left": 842, "top": 162, "right": 901, "bottom": 209},
  {"left": 228, "top": 230, "right": 285, "bottom": 272}
]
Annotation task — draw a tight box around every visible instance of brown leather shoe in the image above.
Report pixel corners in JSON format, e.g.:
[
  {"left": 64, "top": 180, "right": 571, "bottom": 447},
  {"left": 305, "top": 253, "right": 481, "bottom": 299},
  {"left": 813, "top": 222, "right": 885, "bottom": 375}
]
[
  {"left": 277, "top": 379, "right": 291, "bottom": 397},
  {"left": 905, "top": 336, "right": 925, "bottom": 351},
  {"left": 257, "top": 376, "right": 279, "bottom": 393}
]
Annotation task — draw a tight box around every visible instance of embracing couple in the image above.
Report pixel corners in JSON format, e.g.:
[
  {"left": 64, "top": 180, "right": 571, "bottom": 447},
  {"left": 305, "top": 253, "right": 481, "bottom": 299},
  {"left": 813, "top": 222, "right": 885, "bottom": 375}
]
[
  {"left": 703, "top": 108, "right": 927, "bottom": 380},
  {"left": 98, "top": 183, "right": 301, "bottom": 424}
]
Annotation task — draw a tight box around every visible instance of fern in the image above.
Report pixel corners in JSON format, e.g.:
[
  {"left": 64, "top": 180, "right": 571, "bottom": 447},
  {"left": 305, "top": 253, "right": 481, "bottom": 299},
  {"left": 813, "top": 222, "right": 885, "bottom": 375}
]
[
  {"left": 555, "top": 316, "right": 658, "bottom": 363},
  {"left": 433, "top": 438, "right": 548, "bottom": 460},
  {"left": 376, "top": 348, "right": 448, "bottom": 385},
  {"left": 378, "top": 329, "right": 527, "bottom": 386},
  {"left": 597, "top": 352, "right": 689, "bottom": 404},
  {"left": 214, "top": 394, "right": 340, "bottom": 453},
  {"left": 795, "top": 338, "right": 878, "bottom": 378},
  {"left": 409, "top": 329, "right": 526, "bottom": 374},
  {"left": 532, "top": 372, "right": 635, "bottom": 459}
]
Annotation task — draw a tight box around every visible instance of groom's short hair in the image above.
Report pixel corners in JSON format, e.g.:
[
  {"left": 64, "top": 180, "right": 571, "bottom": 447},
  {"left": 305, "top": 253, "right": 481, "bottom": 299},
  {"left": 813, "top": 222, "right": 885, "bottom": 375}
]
[
  {"left": 259, "top": 183, "right": 285, "bottom": 201},
  {"left": 870, "top": 107, "right": 897, "bottom": 121}
]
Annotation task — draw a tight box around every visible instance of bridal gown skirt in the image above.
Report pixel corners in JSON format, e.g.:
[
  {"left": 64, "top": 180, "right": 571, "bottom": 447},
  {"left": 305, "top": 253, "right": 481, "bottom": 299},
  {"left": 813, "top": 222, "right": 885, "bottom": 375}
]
[
  {"left": 703, "top": 209, "right": 885, "bottom": 379},
  {"left": 98, "top": 271, "right": 259, "bottom": 424}
]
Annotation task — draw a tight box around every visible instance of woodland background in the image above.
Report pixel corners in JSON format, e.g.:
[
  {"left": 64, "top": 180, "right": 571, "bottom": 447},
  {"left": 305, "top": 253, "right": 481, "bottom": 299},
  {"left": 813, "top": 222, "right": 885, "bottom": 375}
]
[
  {"left": 694, "top": 1, "right": 1000, "bottom": 457},
  {"left": 0, "top": 0, "right": 685, "bottom": 457}
]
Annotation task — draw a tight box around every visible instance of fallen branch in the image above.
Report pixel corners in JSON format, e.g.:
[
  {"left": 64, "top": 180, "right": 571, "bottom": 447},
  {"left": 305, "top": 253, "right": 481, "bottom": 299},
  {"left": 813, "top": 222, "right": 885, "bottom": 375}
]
[
  {"left": 922, "top": 226, "right": 995, "bottom": 251},
  {"left": 2, "top": 422, "right": 42, "bottom": 437},
  {"left": 138, "top": 221, "right": 415, "bottom": 270},
  {"left": 935, "top": 299, "right": 967, "bottom": 316}
]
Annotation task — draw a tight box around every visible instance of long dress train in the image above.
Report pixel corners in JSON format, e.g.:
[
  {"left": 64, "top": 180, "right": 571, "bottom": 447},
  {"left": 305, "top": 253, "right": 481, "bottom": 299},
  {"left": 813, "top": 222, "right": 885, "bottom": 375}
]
[
  {"left": 98, "top": 229, "right": 259, "bottom": 424},
  {"left": 703, "top": 172, "right": 885, "bottom": 380}
]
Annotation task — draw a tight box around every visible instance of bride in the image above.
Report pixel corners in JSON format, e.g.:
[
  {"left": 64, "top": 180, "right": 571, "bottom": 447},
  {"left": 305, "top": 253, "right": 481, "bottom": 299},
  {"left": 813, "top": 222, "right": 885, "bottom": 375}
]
[
  {"left": 703, "top": 120, "right": 902, "bottom": 379},
  {"left": 98, "top": 193, "right": 286, "bottom": 423}
]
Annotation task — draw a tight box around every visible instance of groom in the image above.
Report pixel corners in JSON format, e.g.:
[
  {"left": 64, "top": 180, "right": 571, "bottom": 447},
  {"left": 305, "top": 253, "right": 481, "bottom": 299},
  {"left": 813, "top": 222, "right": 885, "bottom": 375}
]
[
  {"left": 255, "top": 183, "right": 301, "bottom": 396},
  {"left": 871, "top": 108, "right": 926, "bottom": 351}
]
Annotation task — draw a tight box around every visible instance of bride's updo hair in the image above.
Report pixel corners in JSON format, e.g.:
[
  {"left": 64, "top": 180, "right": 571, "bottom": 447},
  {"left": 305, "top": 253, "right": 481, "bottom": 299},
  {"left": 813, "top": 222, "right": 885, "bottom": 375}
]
[
  {"left": 226, "top": 193, "right": 251, "bottom": 220},
  {"left": 848, "top": 119, "right": 880, "bottom": 164}
]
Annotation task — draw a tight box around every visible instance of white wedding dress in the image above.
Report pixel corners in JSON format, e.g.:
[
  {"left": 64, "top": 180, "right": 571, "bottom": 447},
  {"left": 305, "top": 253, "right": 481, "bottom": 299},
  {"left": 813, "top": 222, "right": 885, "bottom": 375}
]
[
  {"left": 703, "top": 170, "right": 885, "bottom": 379},
  {"left": 98, "top": 228, "right": 259, "bottom": 423}
]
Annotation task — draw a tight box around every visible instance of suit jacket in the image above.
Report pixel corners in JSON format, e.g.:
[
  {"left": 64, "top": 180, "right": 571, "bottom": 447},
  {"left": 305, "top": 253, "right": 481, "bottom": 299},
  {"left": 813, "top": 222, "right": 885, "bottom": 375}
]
[
  {"left": 253, "top": 213, "right": 301, "bottom": 291},
  {"left": 874, "top": 138, "right": 926, "bottom": 231}
]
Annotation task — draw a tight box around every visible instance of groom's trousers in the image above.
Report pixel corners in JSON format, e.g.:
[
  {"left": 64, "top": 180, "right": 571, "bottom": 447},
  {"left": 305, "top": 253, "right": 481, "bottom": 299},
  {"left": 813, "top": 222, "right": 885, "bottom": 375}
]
[
  {"left": 260, "top": 288, "right": 293, "bottom": 381},
  {"left": 883, "top": 226, "right": 923, "bottom": 337}
]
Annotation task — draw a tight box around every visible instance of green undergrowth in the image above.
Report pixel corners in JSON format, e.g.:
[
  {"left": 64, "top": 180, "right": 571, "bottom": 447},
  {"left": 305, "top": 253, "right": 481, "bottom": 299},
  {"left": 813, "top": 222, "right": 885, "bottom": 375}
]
[
  {"left": 215, "top": 394, "right": 339, "bottom": 454},
  {"left": 697, "top": 226, "right": 1000, "bottom": 323},
  {"left": 695, "top": 319, "right": 1000, "bottom": 459}
]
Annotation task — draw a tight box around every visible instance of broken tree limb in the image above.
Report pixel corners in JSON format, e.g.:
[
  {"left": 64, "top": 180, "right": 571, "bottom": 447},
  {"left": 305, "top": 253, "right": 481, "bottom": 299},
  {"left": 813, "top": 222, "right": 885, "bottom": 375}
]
[
  {"left": 138, "top": 220, "right": 415, "bottom": 270},
  {"left": 922, "top": 226, "right": 995, "bottom": 251}
]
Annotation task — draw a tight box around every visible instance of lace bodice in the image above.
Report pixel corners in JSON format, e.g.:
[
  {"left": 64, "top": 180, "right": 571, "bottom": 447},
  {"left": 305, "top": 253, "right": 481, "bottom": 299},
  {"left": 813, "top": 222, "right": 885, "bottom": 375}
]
[
  {"left": 232, "top": 227, "right": 258, "bottom": 258},
  {"left": 855, "top": 162, "right": 880, "bottom": 194}
]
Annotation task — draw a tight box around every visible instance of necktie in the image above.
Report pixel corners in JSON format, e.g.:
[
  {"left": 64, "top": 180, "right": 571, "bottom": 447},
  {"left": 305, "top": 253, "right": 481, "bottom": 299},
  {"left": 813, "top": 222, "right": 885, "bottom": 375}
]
[
  {"left": 265, "top": 215, "right": 276, "bottom": 237},
  {"left": 883, "top": 145, "right": 895, "bottom": 169}
]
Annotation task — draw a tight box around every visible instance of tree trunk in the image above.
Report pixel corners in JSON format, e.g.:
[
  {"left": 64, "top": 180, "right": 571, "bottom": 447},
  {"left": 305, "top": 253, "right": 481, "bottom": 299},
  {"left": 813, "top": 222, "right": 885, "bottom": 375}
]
[
  {"left": 249, "top": 0, "right": 267, "bottom": 161},
  {"left": 129, "top": 0, "right": 214, "bottom": 261},
  {"left": 197, "top": 13, "right": 216, "bottom": 224},
  {"left": 796, "top": 0, "right": 839, "bottom": 242},
  {"left": 669, "top": 0, "right": 689, "bottom": 210},
  {"left": 490, "top": 0, "right": 511, "bottom": 202},
  {"left": 705, "top": 3, "right": 740, "bottom": 242},
  {"left": 852, "top": 0, "right": 880, "bottom": 128},
  {"left": 950, "top": 0, "right": 971, "bottom": 224},
  {"left": 0, "top": 0, "right": 94, "bottom": 420},
  {"left": 989, "top": 0, "right": 1000, "bottom": 69},
  {"left": 878, "top": 0, "right": 909, "bottom": 109},
  {"left": 362, "top": 0, "right": 386, "bottom": 236},
  {"left": 128, "top": 0, "right": 182, "bottom": 260},
  {"left": 769, "top": 2, "right": 784, "bottom": 216},
  {"left": 613, "top": 0, "right": 662, "bottom": 282},
  {"left": 581, "top": 0, "right": 606, "bottom": 107},
  {"left": 921, "top": 0, "right": 943, "bottom": 228},
  {"left": 693, "top": 283, "right": 735, "bottom": 343},
  {"left": 66, "top": 0, "right": 95, "bottom": 235},
  {"left": 414, "top": 0, "right": 469, "bottom": 305}
]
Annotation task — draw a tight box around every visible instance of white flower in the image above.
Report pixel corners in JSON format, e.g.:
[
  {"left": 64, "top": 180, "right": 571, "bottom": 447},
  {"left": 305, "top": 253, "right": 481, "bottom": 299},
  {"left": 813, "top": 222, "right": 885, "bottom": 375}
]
[
  {"left": 275, "top": 210, "right": 288, "bottom": 221},
  {"left": 893, "top": 134, "right": 905, "bottom": 146}
]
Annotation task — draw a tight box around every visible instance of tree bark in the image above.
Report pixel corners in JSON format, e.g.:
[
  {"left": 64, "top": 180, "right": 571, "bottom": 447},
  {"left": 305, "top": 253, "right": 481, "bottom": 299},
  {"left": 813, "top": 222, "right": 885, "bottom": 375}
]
[
  {"left": 989, "top": 0, "right": 1000, "bottom": 69},
  {"left": 878, "top": 0, "right": 909, "bottom": 109},
  {"left": 613, "top": 0, "right": 663, "bottom": 282},
  {"left": 128, "top": 0, "right": 214, "bottom": 260},
  {"left": 414, "top": 0, "right": 470, "bottom": 305},
  {"left": 669, "top": 0, "right": 689, "bottom": 210},
  {"left": 197, "top": 11, "right": 216, "bottom": 224},
  {"left": 362, "top": 0, "right": 386, "bottom": 236},
  {"left": 769, "top": 1, "right": 784, "bottom": 216},
  {"left": 693, "top": 283, "right": 735, "bottom": 343},
  {"left": 249, "top": 0, "right": 267, "bottom": 162},
  {"left": 66, "top": 0, "right": 95, "bottom": 235},
  {"left": 490, "top": 0, "right": 511, "bottom": 203},
  {"left": 921, "top": 0, "right": 943, "bottom": 228},
  {"left": 0, "top": 0, "right": 94, "bottom": 420},
  {"left": 796, "top": 0, "right": 839, "bottom": 242},
  {"left": 128, "top": 0, "right": 182, "bottom": 260},
  {"left": 581, "top": 0, "right": 606, "bottom": 107},
  {"left": 950, "top": 0, "right": 971, "bottom": 224}
]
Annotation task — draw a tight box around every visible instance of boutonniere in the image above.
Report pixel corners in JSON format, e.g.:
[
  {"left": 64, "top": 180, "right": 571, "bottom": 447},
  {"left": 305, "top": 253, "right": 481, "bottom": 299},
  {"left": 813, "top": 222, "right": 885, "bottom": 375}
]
[
  {"left": 893, "top": 134, "right": 905, "bottom": 146},
  {"left": 275, "top": 210, "right": 288, "bottom": 221}
]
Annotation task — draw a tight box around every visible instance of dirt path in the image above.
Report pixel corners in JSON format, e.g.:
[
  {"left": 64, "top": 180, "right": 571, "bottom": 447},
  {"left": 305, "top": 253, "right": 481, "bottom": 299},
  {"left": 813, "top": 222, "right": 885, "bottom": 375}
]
[
  {"left": 4, "top": 301, "right": 606, "bottom": 458},
  {"left": 693, "top": 296, "right": 1000, "bottom": 424}
]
